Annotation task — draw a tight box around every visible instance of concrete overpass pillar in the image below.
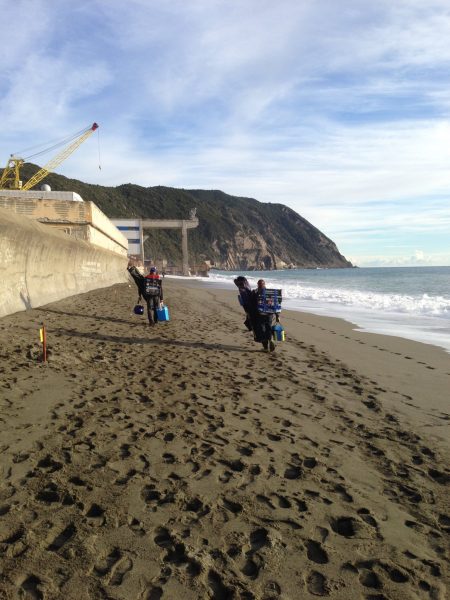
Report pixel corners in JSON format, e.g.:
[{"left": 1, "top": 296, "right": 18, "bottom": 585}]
[
  {"left": 139, "top": 218, "right": 145, "bottom": 265},
  {"left": 181, "top": 222, "right": 189, "bottom": 276},
  {"left": 139, "top": 216, "right": 198, "bottom": 276}
]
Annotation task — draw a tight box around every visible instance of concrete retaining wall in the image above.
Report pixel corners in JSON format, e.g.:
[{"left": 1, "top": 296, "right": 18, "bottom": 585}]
[
  {"left": 0, "top": 194, "right": 128, "bottom": 255},
  {"left": 49, "top": 223, "right": 127, "bottom": 255},
  {"left": 0, "top": 207, "right": 128, "bottom": 318}
]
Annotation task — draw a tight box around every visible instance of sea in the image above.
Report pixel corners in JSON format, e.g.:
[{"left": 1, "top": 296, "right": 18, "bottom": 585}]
[{"left": 197, "top": 266, "right": 450, "bottom": 353}]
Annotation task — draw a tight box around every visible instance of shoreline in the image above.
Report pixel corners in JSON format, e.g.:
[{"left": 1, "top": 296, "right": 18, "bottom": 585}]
[
  {"left": 0, "top": 278, "right": 448, "bottom": 599},
  {"left": 178, "top": 273, "right": 450, "bottom": 354}
]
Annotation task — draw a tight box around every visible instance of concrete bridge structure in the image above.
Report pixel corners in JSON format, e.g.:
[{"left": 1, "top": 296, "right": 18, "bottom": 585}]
[{"left": 141, "top": 217, "right": 199, "bottom": 276}]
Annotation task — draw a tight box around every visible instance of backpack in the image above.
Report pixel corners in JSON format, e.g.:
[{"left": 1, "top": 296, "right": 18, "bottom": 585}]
[{"left": 144, "top": 276, "right": 161, "bottom": 297}]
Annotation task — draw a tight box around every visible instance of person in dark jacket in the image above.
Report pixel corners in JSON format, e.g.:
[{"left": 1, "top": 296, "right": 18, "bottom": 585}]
[
  {"left": 128, "top": 265, "right": 164, "bottom": 326},
  {"left": 233, "top": 276, "right": 254, "bottom": 331},
  {"left": 234, "top": 276, "right": 276, "bottom": 352},
  {"left": 251, "top": 279, "right": 276, "bottom": 352}
]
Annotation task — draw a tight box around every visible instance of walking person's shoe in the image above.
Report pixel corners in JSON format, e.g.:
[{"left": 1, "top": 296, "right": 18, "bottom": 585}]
[
  {"left": 269, "top": 340, "right": 276, "bottom": 352},
  {"left": 262, "top": 340, "right": 269, "bottom": 351}
]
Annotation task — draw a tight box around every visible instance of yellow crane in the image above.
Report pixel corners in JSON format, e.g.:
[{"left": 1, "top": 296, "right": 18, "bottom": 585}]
[{"left": 0, "top": 122, "right": 99, "bottom": 191}]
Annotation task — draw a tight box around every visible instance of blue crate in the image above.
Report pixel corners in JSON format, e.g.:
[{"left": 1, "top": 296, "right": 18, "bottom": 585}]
[{"left": 257, "top": 289, "right": 282, "bottom": 314}]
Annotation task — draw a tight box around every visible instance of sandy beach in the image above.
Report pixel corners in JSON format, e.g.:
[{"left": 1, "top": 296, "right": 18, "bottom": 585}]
[{"left": 0, "top": 278, "right": 448, "bottom": 600}]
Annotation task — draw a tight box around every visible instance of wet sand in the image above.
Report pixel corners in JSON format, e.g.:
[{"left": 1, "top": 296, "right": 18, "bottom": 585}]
[{"left": 0, "top": 278, "right": 449, "bottom": 599}]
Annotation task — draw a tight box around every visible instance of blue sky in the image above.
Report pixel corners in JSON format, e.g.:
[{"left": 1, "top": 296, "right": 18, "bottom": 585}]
[{"left": 1, "top": 0, "right": 450, "bottom": 267}]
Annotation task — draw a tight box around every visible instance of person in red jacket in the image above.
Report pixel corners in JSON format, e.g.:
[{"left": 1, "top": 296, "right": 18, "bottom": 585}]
[{"left": 128, "top": 265, "right": 164, "bottom": 326}]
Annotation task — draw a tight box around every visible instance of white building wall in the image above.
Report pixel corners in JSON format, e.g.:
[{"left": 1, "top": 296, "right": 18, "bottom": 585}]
[{"left": 111, "top": 219, "right": 142, "bottom": 257}]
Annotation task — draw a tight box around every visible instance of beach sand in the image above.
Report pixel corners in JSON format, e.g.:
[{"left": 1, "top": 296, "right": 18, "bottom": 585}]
[{"left": 0, "top": 278, "right": 448, "bottom": 600}]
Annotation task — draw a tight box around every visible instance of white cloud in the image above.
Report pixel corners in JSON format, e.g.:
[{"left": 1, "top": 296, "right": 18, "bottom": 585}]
[
  {"left": 1, "top": 56, "right": 112, "bottom": 138},
  {"left": 0, "top": 0, "right": 51, "bottom": 65},
  {"left": 351, "top": 250, "right": 450, "bottom": 268}
]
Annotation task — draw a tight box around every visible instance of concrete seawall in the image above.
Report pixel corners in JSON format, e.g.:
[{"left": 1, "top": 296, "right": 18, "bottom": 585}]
[{"left": 0, "top": 207, "right": 128, "bottom": 318}]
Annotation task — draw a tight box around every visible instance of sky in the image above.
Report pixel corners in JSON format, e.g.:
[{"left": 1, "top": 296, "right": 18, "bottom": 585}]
[{"left": 1, "top": 0, "right": 450, "bottom": 267}]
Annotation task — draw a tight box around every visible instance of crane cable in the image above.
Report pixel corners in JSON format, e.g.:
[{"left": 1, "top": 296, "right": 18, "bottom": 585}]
[
  {"left": 12, "top": 125, "right": 93, "bottom": 161},
  {"left": 97, "top": 127, "right": 102, "bottom": 170}
]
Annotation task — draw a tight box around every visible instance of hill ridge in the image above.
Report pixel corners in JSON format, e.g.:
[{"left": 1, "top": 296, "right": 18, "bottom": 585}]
[{"left": 8, "top": 164, "right": 353, "bottom": 270}]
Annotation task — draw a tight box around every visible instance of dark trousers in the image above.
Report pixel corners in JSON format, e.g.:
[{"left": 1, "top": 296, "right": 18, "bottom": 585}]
[
  {"left": 145, "top": 295, "right": 160, "bottom": 324},
  {"left": 244, "top": 313, "right": 253, "bottom": 331},
  {"left": 252, "top": 313, "right": 274, "bottom": 345}
]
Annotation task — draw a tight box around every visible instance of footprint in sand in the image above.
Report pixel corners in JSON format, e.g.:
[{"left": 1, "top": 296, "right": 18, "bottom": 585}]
[
  {"left": 222, "top": 498, "right": 243, "bottom": 515},
  {"left": 274, "top": 494, "right": 291, "bottom": 508},
  {"left": 94, "top": 547, "right": 122, "bottom": 577},
  {"left": 332, "top": 483, "right": 353, "bottom": 503},
  {"left": 109, "top": 555, "right": 133, "bottom": 585},
  {"left": 330, "top": 516, "right": 358, "bottom": 538},
  {"left": 306, "top": 570, "right": 329, "bottom": 596},
  {"left": 84, "top": 503, "right": 105, "bottom": 526},
  {"left": 207, "top": 570, "right": 233, "bottom": 599},
  {"left": 357, "top": 508, "right": 380, "bottom": 532},
  {"left": 284, "top": 465, "right": 303, "bottom": 480},
  {"left": 305, "top": 540, "right": 329, "bottom": 565},
  {"left": 147, "top": 587, "right": 163, "bottom": 600},
  {"left": 20, "top": 574, "right": 44, "bottom": 600},
  {"left": 46, "top": 523, "right": 76, "bottom": 552},
  {"left": 359, "top": 568, "right": 382, "bottom": 589}
]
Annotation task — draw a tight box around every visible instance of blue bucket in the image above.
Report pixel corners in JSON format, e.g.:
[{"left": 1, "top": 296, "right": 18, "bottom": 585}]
[
  {"left": 272, "top": 323, "right": 285, "bottom": 341},
  {"left": 156, "top": 305, "right": 170, "bottom": 321}
]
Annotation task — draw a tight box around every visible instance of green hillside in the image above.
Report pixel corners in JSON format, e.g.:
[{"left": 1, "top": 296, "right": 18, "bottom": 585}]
[{"left": 5, "top": 164, "right": 352, "bottom": 270}]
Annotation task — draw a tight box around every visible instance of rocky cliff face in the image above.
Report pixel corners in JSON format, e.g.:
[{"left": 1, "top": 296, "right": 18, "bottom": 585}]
[
  {"left": 187, "top": 190, "right": 352, "bottom": 270},
  {"left": 12, "top": 166, "right": 353, "bottom": 270},
  {"left": 210, "top": 228, "right": 348, "bottom": 270}
]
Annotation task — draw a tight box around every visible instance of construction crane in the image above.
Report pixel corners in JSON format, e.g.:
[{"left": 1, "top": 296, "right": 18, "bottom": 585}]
[{"left": 0, "top": 122, "right": 99, "bottom": 191}]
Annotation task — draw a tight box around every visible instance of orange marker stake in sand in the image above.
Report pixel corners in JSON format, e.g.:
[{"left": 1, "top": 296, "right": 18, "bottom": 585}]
[{"left": 39, "top": 324, "right": 47, "bottom": 362}]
